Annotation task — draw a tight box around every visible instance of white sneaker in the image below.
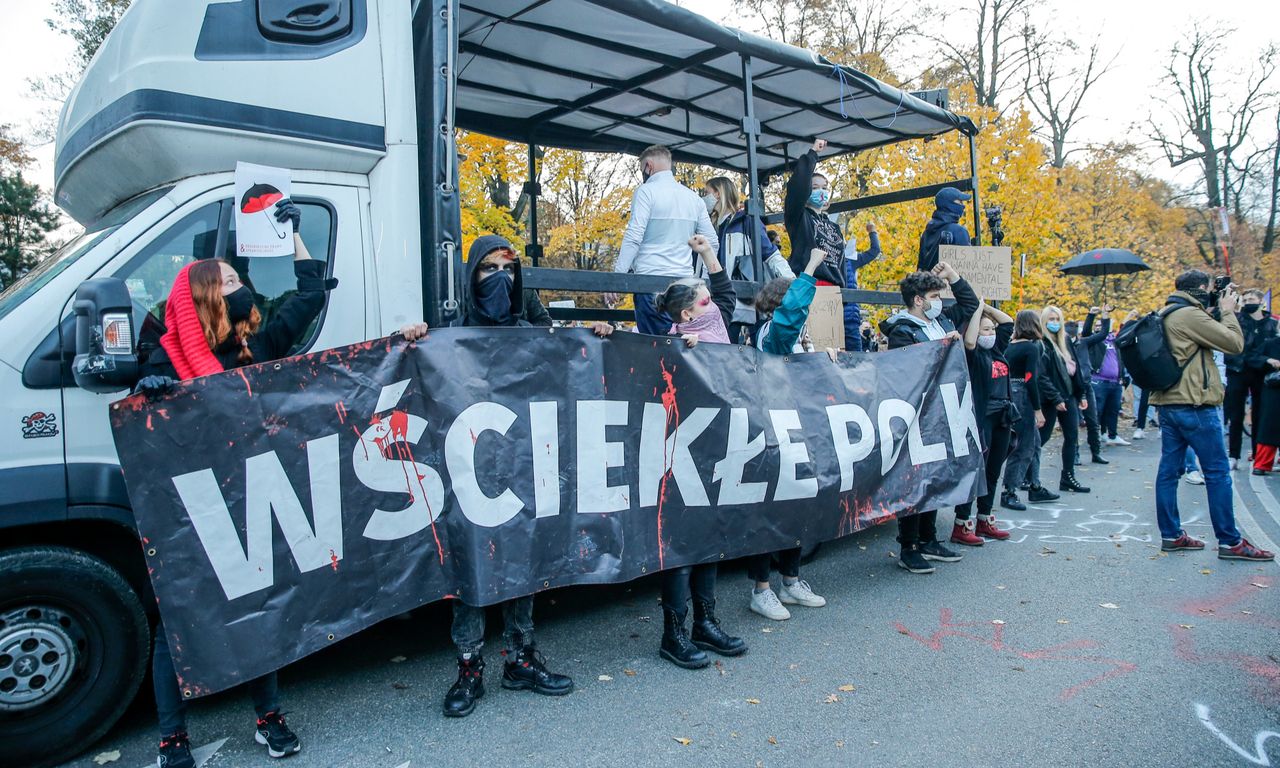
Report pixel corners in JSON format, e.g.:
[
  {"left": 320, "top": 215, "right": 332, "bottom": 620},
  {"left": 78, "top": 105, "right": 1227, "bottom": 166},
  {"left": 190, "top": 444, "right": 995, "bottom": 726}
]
[
  {"left": 1110, "top": 435, "right": 1131, "bottom": 446},
  {"left": 1132, "top": 429, "right": 1145, "bottom": 440},
  {"left": 1229, "top": 458, "right": 1239, "bottom": 471},
  {"left": 750, "top": 588, "right": 791, "bottom": 620},
  {"left": 778, "top": 579, "right": 827, "bottom": 608},
  {"left": 1183, "top": 470, "right": 1205, "bottom": 485}
]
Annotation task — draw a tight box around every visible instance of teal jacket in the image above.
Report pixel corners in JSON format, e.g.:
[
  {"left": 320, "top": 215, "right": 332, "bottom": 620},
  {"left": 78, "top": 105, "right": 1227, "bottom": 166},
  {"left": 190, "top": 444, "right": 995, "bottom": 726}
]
[{"left": 762, "top": 273, "right": 817, "bottom": 355}]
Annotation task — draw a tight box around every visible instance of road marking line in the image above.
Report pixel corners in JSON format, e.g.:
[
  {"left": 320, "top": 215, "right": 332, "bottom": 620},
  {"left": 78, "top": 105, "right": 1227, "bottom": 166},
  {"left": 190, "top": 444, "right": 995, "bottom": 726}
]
[
  {"left": 1233, "top": 486, "right": 1280, "bottom": 567},
  {"left": 1248, "top": 472, "right": 1279, "bottom": 520}
]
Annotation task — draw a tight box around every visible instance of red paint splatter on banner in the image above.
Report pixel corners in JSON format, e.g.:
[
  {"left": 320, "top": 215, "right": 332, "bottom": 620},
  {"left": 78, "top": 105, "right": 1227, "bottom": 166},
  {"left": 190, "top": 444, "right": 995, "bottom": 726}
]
[
  {"left": 654, "top": 358, "right": 681, "bottom": 569},
  {"left": 353, "top": 426, "right": 369, "bottom": 461},
  {"left": 375, "top": 409, "right": 445, "bottom": 566},
  {"left": 329, "top": 549, "right": 340, "bottom": 572},
  {"left": 335, "top": 401, "right": 347, "bottom": 424},
  {"left": 581, "top": 347, "right": 588, "bottom": 358},
  {"left": 236, "top": 369, "right": 253, "bottom": 397},
  {"left": 146, "top": 414, "right": 153, "bottom": 431}
]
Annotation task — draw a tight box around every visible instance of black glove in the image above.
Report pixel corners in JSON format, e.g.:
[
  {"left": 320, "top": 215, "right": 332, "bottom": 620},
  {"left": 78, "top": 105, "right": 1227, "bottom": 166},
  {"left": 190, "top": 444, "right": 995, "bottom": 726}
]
[
  {"left": 133, "top": 375, "right": 175, "bottom": 397},
  {"left": 274, "top": 199, "right": 302, "bottom": 233}
]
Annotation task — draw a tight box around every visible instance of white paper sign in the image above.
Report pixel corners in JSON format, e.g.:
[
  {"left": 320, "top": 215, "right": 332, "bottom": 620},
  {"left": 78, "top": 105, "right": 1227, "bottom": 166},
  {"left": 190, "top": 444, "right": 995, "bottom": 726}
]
[{"left": 233, "top": 162, "right": 294, "bottom": 258}]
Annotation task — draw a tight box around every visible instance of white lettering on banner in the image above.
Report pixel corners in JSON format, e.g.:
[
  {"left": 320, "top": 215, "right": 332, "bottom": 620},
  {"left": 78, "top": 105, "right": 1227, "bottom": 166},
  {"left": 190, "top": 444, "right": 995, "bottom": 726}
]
[
  {"left": 826, "top": 404, "right": 875, "bottom": 492},
  {"left": 357, "top": 411, "right": 445, "bottom": 540},
  {"left": 639, "top": 404, "right": 718, "bottom": 507},
  {"left": 769, "top": 409, "right": 819, "bottom": 500},
  {"left": 172, "top": 434, "right": 343, "bottom": 601},
  {"left": 575, "top": 400, "right": 630, "bottom": 514},
  {"left": 445, "top": 402, "right": 526, "bottom": 527},
  {"left": 877, "top": 399, "right": 947, "bottom": 475},
  {"left": 529, "top": 402, "right": 560, "bottom": 519},
  {"left": 939, "top": 382, "right": 980, "bottom": 458},
  {"left": 713, "top": 408, "right": 768, "bottom": 506}
]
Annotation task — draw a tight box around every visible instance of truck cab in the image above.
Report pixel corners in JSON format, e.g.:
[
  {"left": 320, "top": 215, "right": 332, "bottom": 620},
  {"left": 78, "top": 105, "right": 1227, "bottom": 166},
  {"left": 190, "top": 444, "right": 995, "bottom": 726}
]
[{"left": 0, "top": 1, "right": 445, "bottom": 763}]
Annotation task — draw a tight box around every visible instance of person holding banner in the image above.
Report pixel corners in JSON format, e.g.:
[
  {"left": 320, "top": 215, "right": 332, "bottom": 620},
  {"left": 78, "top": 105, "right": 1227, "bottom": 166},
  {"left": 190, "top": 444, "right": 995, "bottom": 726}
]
[
  {"left": 879, "top": 262, "right": 979, "bottom": 573},
  {"left": 443, "top": 235, "right": 575, "bottom": 716},
  {"left": 951, "top": 300, "right": 1016, "bottom": 546},
  {"left": 132, "top": 199, "right": 361, "bottom": 767},
  {"left": 745, "top": 246, "right": 833, "bottom": 618}
]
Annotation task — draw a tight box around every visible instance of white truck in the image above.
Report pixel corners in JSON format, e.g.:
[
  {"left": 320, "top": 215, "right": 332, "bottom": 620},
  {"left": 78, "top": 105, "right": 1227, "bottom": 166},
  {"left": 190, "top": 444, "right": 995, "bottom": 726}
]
[{"left": 0, "top": 0, "right": 975, "bottom": 763}]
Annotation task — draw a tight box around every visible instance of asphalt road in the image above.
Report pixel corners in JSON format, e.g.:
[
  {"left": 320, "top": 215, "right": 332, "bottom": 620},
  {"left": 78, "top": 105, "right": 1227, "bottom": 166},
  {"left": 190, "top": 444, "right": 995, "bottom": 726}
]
[{"left": 63, "top": 431, "right": 1280, "bottom": 768}]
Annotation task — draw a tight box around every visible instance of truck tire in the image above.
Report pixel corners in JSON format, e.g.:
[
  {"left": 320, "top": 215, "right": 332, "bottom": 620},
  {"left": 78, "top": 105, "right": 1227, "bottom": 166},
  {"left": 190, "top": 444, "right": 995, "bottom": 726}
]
[{"left": 0, "top": 546, "right": 149, "bottom": 768}]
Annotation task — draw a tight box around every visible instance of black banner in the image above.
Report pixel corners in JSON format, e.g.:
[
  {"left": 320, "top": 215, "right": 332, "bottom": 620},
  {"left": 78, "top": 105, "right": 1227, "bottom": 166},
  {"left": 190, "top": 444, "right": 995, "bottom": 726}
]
[{"left": 111, "top": 329, "right": 982, "bottom": 696}]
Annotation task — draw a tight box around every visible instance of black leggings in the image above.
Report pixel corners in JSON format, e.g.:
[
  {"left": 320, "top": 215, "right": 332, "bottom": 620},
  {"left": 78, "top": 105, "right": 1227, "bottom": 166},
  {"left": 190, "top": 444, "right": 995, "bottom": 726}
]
[
  {"left": 955, "top": 418, "right": 1013, "bottom": 520},
  {"left": 662, "top": 563, "right": 718, "bottom": 610},
  {"left": 1038, "top": 399, "right": 1080, "bottom": 480}
]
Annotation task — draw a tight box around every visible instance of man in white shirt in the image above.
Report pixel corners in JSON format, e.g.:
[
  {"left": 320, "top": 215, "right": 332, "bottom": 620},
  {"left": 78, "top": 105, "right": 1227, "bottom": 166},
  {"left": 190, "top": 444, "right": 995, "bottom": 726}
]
[{"left": 611, "top": 145, "right": 719, "bottom": 335}]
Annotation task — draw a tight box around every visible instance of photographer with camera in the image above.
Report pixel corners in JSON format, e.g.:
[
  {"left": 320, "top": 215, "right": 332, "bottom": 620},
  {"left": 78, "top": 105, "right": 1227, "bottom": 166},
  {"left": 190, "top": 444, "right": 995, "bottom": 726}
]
[{"left": 1150, "top": 270, "right": 1273, "bottom": 562}]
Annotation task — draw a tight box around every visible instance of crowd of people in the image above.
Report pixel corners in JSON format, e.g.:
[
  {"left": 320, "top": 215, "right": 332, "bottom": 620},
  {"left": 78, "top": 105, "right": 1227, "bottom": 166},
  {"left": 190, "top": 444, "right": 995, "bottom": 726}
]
[{"left": 130, "top": 142, "right": 1277, "bottom": 768}]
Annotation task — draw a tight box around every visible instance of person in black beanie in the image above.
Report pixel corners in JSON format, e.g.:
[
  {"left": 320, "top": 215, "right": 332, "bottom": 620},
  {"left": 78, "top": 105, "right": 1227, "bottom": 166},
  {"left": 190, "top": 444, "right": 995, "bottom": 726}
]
[{"left": 917, "top": 187, "right": 972, "bottom": 272}]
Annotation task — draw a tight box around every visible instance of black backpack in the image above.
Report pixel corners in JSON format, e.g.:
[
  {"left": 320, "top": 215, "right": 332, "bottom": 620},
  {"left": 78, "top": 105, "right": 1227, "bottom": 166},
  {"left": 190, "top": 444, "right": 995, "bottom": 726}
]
[{"left": 1115, "top": 303, "right": 1194, "bottom": 391}]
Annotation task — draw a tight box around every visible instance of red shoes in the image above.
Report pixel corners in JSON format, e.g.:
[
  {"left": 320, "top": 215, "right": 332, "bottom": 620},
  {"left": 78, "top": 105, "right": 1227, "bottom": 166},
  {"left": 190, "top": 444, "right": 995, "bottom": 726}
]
[
  {"left": 976, "top": 514, "right": 1011, "bottom": 541},
  {"left": 950, "top": 519, "right": 985, "bottom": 547}
]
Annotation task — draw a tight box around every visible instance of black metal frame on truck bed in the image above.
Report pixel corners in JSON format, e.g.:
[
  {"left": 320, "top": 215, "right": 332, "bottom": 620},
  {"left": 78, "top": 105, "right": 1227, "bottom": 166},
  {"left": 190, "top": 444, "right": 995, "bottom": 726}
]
[{"left": 412, "top": 0, "right": 981, "bottom": 326}]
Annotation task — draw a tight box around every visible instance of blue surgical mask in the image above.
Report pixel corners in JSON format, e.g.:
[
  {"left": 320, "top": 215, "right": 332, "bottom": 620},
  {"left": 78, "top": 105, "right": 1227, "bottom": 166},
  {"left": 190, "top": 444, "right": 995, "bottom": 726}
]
[
  {"left": 808, "top": 189, "right": 830, "bottom": 208},
  {"left": 1046, "top": 321, "right": 1062, "bottom": 334}
]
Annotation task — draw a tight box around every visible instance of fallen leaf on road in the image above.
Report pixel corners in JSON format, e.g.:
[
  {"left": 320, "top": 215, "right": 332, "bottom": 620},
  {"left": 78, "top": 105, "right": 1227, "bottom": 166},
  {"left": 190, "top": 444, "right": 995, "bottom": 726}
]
[
  {"left": 838, "top": 684, "right": 856, "bottom": 692},
  {"left": 1179, "top": 624, "right": 1194, "bottom": 629},
  {"left": 1012, "top": 666, "right": 1026, "bottom": 672},
  {"left": 858, "top": 545, "right": 867, "bottom": 550},
  {"left": 1250, "top": 582, "right": 1269, "bottom": 589},
  {"left": 836, "top": 740, "right": 845, "bottom": 748},
  {"left": 991, "top": 619, "right": 1006, "bottom": 625},
  {"left": 1241, "top": 610, "right": 1253, "bottom": 615},
  {"left": 897, "top": 627, "right": 910, "bottom": 635},
  {"left": 598, "top": 675, "right": 613, "bottom": 682},
  {"left": 996, "top": 585, "right": 1007, "bottom": 590},
  {"left": 731, "top": 732, "right": 739, "bottom": 738},
  {"left": 716, "top": 661, "right": 726, "bottom": 676},
  {"left": 92, "top": 751, "right": 120, "bottom": 765},
  {"left": 672, "top": 737, "right": 691, "bottom": 746},
  {"left": 761, "top": 627, "right": 774, "bottom": 633},
  {"left": 824, "top": 694, "right": 840, "bottom": 704},
  {"left": 624, "top": 669, "right": 637, "bottom": 677},
  {"left": 768, "top": 736, "right": 779, "bottom": 745},
  {"left": 1200, "top": 569, "right": 1212, "bottom": 575},
  {"left": 392, "top": 681, "right": 409, "bottom": 690},
  {"left": 1099, "top": 603, "right": 1119, "bottom": 609},
  {"left": 1057, "top": 619, "right": 1070, "bottom": 624},
  {"left": 389, "top": 655, "right": 407, "bottom": 663},
  {"left": 788, "top": 664, "right": 799, "bottom": 670},
  {"left": 746, "top": 698, "right": 761, "bottom": 705}
]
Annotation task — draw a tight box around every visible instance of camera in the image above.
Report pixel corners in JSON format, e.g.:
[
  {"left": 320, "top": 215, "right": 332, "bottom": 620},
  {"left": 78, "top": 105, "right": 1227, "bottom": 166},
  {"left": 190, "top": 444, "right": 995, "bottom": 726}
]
[
  {"left": 1207, "top": 274, "right": 1232, "bottom": 308},
  {"left": 985, "top": 206, "right": 1005, "bottom": 247}
]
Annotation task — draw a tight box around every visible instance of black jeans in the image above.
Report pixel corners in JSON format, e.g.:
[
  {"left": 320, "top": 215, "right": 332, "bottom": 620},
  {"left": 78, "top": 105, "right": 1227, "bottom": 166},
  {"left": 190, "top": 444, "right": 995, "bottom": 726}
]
[
  {"left": 451, "top": 597, "right": 535, "bottom": 656},
  {"left": 747, "top": 548, "right": 801, "bottom": 582},
  {"left": 1004, "top": 383, "right": 1039, "bottom": 494},
  {"left": 662, "top": 563, "right": 718, "bottom": 610},
  {"left": 1224, "top": 371, "right": 1263, "bottom": 459},
  {"left": 153, "top": 622, "right": 278, "bottom": 737},
  {"left": 1034, "top": 399, "right": 1080, "bottom": 482},
  {"left": 1136, "top": 388, "right": 1152, "bottom": 429},
  {"left": 1093, "top": 379, "right": 1124, "bottom": 438},
  {"left": 1081, "top": 382, "right": 1101, "bottom": 454},
  {"left": 955, "top": 416, "right": 1013, "bottom": 520},
  {"left": 897, "top": 510, "right": 939, "bottom": 547}
]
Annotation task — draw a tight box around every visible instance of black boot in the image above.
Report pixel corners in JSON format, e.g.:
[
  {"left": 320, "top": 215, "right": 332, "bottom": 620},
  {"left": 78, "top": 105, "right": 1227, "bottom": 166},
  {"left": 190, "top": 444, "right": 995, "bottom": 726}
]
[
  {"left": 659, "top": 605, "right": 710, "bottom": 669},
  {"left": 1000, "top": 490, "right": 1027, "bottom": 511},
  {"left": 502, "top": 645, "right": 574, "bottom": 696},
  {"left": 691, "top": 599, "right": 747, "bottom": 657},
  {"left": 1059, "top": 472, "right": 1091, "bottom": 493},
  {"left": 1091, "top": 452, "right": 1110, "bottom": 464},
  {"left": 1027, "top": 485, "right": 1060, "bottom": 502},
  {"left": 443, "top": 654, "right": 484, "bottom": 717}
]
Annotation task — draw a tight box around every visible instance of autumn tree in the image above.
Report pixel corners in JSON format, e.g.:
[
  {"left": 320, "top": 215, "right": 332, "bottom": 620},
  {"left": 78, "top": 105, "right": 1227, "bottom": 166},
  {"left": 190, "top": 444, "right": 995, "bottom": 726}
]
[
  {"left": 921, "top": 0, "right": 1042, "bottom": 114},
  {"left": 0, "top": 173, "right": 60, "bottom": 286}
]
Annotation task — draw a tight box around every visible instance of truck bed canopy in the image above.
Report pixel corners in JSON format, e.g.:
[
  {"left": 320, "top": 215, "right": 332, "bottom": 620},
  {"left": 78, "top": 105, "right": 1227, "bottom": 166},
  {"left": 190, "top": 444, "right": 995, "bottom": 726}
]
[{"left": 455, "top": 0, "right": 978, "bottom": 174}]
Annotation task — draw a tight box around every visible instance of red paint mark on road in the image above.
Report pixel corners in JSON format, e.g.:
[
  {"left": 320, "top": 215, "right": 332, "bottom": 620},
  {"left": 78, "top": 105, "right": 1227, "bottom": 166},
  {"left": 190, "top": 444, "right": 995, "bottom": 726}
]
[
  {"left": 1167, "top": 577, "right": 1280, "bottom": 702},
  {"left": 894, "top": 608, "right": 1136, "bottom": 701}
]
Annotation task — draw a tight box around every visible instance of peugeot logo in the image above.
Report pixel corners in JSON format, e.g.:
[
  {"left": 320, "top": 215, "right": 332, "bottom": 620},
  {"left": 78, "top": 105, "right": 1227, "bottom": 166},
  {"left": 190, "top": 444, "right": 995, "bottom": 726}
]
[{"left": 14, "top": 656, "right": 38, "bottom": 676}]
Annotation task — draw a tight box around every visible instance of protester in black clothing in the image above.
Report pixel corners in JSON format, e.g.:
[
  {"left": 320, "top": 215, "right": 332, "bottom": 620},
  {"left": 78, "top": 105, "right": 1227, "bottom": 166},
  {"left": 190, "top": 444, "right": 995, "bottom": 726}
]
[
  {"left": 443, "top": 234, "right": 574, "bottom": 718},
  {"left": 1090, "top": 310, "right": 1130, "bottom": 446},
  {"left": 784, "top": 138, "right": 845, "bottom": 287},
  {"left": 1070, "top": 306, "right": 1112, "bottom": 464},
  {"left": 879, "top": 261, "right": 979, "bottom": 573},
  {"left": 593, "top": 235, "right": 747, "bottom": 668},
  {"left": 1224, "top": 288, "right": 1278, "bottom": 468},
  {"left": 917, "top": 187, "right": 972, "bottom": 272},
  {"left": 134, "top": 200, "right": 351, "bottom": 768},
  {"left": 1253, "top": 334, "right": 1280, "bottom": 475},
  {"left": 950, "top": 301, "right": 1016, "bottom": 546},
  {"left": 1029, "top": 306, "right": 1091, "bottom": 494},
  {"left": 1001, "top": 310, "right": 1054, "bottom": 510}
]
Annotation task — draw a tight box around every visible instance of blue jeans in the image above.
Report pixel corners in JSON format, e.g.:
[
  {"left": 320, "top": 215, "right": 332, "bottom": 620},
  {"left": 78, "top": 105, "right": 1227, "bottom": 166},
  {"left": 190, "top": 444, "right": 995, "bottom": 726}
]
[
  {"left": 1155, "top": 405, "right": 1239, "bottom": 545},
  {"left": 633, "top": 293, "right": 671, "bottom": 336},
  {"left": 1092, "top": 379, "right": 1123, "bottom": 438}
]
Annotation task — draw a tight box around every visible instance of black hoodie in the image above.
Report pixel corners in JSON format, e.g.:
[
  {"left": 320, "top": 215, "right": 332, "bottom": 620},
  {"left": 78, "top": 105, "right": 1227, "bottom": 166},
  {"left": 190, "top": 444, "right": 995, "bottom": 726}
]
[{"left": 458, "top": 235, "right": 530, "bottom": 327}]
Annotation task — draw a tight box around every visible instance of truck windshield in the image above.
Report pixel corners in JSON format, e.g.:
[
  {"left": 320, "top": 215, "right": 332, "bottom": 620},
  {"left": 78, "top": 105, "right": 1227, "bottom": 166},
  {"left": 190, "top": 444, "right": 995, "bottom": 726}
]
[{"left": 0, "top": 186, "right": 172, "bottom": 322}]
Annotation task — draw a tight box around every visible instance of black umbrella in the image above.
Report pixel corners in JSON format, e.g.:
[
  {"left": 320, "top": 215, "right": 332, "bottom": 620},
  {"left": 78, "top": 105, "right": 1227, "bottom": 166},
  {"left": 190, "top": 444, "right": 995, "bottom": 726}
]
[{"left": 1059, "top": 248, "right": 1150, "bottom": 277}]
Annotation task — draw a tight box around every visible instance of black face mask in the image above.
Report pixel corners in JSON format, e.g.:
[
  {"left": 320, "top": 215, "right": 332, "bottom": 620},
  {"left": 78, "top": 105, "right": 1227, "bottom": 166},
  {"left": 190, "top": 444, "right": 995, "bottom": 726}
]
[
  {"left": 474, "top": 271, "right": 515, "bottom": 325},
  {"left": 1187, "top": 288, "right": 1212, "bottom": 307},
  {"left": 225, "top": 285, "right": 256, "bottom": 323},
  {"left": 1242, "top": 303, "right": 1261, "bottom": 315}
]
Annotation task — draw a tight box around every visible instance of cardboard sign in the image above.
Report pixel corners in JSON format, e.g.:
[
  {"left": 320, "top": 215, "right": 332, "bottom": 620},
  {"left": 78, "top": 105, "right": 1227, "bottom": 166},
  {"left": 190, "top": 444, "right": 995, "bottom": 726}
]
[
  {"left": 234, "top": 162, "right": 294, "bottom": 257},
  {"left": 807, "top": 285, "right": 846, "bottom": 351},
  {"left": 939, "top": 245, "right": 1012, "bottom": 300}
]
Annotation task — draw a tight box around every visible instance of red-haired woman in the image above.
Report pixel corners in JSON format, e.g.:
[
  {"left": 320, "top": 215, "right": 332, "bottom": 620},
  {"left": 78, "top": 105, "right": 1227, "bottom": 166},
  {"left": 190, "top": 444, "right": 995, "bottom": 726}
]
[{"left": 134, "top": 200, "right": 426, "bottom": 767}]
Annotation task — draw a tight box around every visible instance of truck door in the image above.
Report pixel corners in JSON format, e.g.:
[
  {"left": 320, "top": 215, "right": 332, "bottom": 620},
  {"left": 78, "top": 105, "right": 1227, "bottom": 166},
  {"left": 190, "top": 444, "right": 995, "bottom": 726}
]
[{"left": 59, "top": 182, "right": 368, "bottom": 502}]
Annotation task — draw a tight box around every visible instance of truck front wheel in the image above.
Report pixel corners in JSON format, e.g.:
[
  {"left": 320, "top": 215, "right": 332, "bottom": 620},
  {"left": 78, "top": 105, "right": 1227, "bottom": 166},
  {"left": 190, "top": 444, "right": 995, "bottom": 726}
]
[{"left": 0, "top": 546, "right": 149, "bottom": 767}]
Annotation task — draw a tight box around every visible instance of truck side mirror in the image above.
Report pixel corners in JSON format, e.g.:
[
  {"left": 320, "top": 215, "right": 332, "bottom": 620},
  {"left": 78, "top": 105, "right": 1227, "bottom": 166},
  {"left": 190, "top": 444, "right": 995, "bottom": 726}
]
[{"left": 72, "top": 277, "right": 139, "bottom": 393}]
